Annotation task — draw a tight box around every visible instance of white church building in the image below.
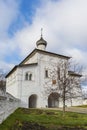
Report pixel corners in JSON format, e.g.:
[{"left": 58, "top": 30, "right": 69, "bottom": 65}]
[{"left": 6, "top": 35, "right": 83, "bottom": 108}]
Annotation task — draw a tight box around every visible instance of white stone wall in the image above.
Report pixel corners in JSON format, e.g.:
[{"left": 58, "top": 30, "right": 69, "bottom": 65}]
[
  {"left": 83, "top": 99, "right": 87, "bottom": 105},
  {"left": 6, "top": 69, "right": 20, "bottom": 98},
  {"left": 37, "top": 44, "right": 46, "bottom": 50},
  {"left": 24, "top": 53, "right": 38, "bottom": 64},
  {"left": 0, "top": 96, "right": 20, "bottom": 124}
]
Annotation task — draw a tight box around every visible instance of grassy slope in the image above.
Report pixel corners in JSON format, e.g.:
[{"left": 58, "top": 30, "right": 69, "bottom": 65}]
[{"left": 0, "top": 108, "right": 87, "bottom": 130}]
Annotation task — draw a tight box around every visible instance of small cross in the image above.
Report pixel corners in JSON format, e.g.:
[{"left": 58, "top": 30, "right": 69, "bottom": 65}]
[{"left": 41, "top": 28, "right": 43, "bottom": 37}]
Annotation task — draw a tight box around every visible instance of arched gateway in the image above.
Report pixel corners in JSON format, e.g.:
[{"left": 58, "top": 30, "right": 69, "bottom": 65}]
[
  {"left": 48, "top": 92, "right": 59, "bottom": 108},
  {"left": 29, "top": 94, "right": 37, "bottom": 108}
]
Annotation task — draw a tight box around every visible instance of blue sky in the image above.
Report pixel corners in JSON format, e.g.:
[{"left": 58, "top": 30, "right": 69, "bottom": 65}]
[
  {"left": 0, "top": 0, "right": 87, "bottom": 81},
  {"left": 8, "top": 0, "right": 41, "bottom": 32}
]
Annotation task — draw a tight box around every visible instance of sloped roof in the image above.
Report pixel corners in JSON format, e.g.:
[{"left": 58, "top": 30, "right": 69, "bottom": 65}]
[
  {"left": 19, "top": 48, "right": 71, "bottom": 65},
  {"left": 68, "top": 71, "right": 82, "bottom": 77},
  {"left": 6, "top": 49, "right": 71, "bottom": 78},
  {"left": 5, "top": 63, "right": 38, "bottom": 78}
]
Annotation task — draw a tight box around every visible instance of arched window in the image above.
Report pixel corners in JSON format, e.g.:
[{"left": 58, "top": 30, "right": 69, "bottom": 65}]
[
  {"left": 25, "top": 73, "right": 28, "bottom": 80},
  {"left": 25, "top": 72, "right": 33, "bottom": 81},
  {"left": 29, "top": 74, "right": 32, "bottom": 81},
  {"left": 45, "top": 70, "right": 48, "bottom": 78}
]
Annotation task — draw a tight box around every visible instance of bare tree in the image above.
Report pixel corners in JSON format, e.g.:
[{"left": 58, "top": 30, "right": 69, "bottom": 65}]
[
  {"left": 81, "top": 68, "right": 87, "bottom": 99},
  {"left": 0, "top": 70, "right": 6, "bottom": 95},
  {"left": 43, "top": 59, "right": 82, "bottom": 114}
]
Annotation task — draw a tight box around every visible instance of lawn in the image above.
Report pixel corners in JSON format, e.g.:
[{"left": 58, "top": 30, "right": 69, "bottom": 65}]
[
  {"left": 77, "top": 105, "right": 87, "bottom": 108},
  {"left": 0, "top": 108, "right": 87, "bottom": 130}
]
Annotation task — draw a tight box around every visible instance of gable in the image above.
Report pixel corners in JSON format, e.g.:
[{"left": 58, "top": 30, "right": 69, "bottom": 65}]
[
  {"left": 6, "top": 49, "right": 70, "bottom": 78},
  {"left": 19, "top": 49, "right": 38, "bottom": 65},
  {"left": 20, "top": 49, "right": 70, "bottom": 65}
]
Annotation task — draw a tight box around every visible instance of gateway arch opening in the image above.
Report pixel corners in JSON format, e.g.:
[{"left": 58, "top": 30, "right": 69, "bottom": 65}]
[
  {"left": 29, "top": 94, "right": 37, "bottom": 108},
  {"left": 48, "top": 92, "right": 59, "bottom": 108}
]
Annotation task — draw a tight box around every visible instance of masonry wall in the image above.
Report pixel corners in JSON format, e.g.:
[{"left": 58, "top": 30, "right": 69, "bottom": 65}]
[{"left": 0, "top": 98, "right": 20, "bottom": 124}]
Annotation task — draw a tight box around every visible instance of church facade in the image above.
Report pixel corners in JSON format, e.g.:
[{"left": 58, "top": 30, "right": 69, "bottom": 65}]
[{"left": 6, "top": 36, "right": 83, "bottom": 108}]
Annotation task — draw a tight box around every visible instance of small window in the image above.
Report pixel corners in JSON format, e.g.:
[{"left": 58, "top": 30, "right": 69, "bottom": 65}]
[
  {"left": 58, "top": 68, "right": 60, "bottom": 80},
  {"left": 45, "top": 70, "right": 48, "bottom": 78},
  {"left": 25, "top": 72, "right": 32, "bottom": 81},
  {"left": 29, "top": 74, "right": 32, "bottom": 81},
  {"left": 25, "top": 73, "right": 28, "bottom": 80}
]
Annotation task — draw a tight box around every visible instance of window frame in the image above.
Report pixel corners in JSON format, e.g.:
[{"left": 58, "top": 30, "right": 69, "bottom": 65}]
[
  {"left": 25, "top": 72, "right": 33, "bottom": 81},
  {"left": 45, "top": 70, "right": 48, "bottom": 78},
  {"left": 29, "top": 73, "right": 32, "bottom": 81},
  {"left": 25, "top": 73, "right": 28, "bottom": 80}
]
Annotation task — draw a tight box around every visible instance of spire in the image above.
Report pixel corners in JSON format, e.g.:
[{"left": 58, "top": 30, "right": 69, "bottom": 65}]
[{"left": 36, "top": 29, "right": 47, "bottom": 50}]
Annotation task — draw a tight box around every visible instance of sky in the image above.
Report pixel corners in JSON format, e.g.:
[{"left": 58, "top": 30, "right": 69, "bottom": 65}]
[{"left": 0, "top": 0, "right": 87, "bottom": 84}]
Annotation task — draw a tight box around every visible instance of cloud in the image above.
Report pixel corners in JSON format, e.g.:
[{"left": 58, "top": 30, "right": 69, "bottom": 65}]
[
  {"left": 13, "top": 0, "right": 87, "bottom": 64},
  {"left": 65, "top": 48, "right": 87, "bottom": 65},
  {"left": 0, "top": 0, "right": 20, "bottom": 63},
  {"left": 0, "top": 61, "right": 14, "bottom": 73},
  {"left": 0, "top": 0, "right": 87, "bottom": 72},
  {"left": 0, "top": 0, "right": 20, "bottom": 37}
]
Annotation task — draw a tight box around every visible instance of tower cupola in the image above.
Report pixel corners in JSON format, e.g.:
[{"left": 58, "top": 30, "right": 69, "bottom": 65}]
[{"left": 36, "top": 28, "right": 47, "bottom": 50}]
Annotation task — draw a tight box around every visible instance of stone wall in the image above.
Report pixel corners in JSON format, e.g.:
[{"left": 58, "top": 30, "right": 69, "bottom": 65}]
[{"left": 0, "top": 93, "right": 20, "bottom": 124}]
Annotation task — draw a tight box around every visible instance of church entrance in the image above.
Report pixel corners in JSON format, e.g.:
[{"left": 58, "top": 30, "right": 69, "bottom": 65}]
[
  {"left": 29, "top": 94, "right": 37, "bottom": 108},
  {"left": 48, "top": 92, "right": 59, "bottom": 108}
]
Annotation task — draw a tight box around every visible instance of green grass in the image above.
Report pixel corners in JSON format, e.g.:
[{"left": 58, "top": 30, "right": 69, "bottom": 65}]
[
  {"left": 0, "top": 108, "right": 87, "bottom": 130},
  {"left": 76, "top": 105, "right": 87, "bottom": 108}
]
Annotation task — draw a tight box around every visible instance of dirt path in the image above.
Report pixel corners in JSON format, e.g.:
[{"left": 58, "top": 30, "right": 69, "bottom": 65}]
[
  {"left": 65, "top": 107, "right": 87, "bottom": 113},
  {"left": 44, "top": 107, "right": 87, "bottom": 114}
]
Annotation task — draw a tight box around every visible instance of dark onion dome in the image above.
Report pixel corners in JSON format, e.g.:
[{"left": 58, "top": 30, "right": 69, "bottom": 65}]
[{"left": 36, "top": 36, "right": 47, "bottom": 47}]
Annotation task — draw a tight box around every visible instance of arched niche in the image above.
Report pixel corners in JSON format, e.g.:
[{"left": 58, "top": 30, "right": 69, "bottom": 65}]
[
  {"left": 48, "top": 92, "right": 59, "bottom": 108},
  {"left": 29, "top": 94, "right": 37, "bottom": 108}
]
